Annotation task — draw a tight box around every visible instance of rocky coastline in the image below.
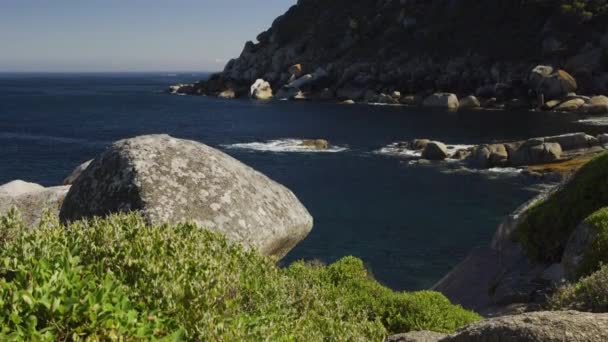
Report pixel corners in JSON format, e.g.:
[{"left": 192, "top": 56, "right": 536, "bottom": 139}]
[
  {"left": 168, "top": 0, "right": 608, "bottom": 116},
  {"left": 3, "top": 134, "right": 608, "bottom": 340}
]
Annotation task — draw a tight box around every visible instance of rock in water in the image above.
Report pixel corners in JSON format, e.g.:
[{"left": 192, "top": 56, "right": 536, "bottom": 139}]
[
  {"left": 587, "top": 95, "right": 608, "bottom": 114},
  {"left": 59, "top": 134, "right": 313, "bottom": 259},
  {"left": 422, "top": 93, "right": 459, "bottom": 110},
  {"left": 421, "top": 141, "right": 449, "bottom": 160},
  {"left": 445, "top": 311, "right": 608, "bottom": 342},
  {"left": 63, "top": 160, "right": 93, "bottom": 185},
  {"left": 300, "top": 139, "right": 329, "bottom": 150},
  {"left": 250, "top": 79, "right": 273, "bottom": 100},
  {"left": 458, "top": 95, "right": 481, "bottom": 109}
]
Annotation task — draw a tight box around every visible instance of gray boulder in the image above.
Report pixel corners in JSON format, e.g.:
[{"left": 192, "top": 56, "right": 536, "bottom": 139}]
[
  {"left": 421, "top": 141, "right": 449, "bottom": 160},
  {"left": 250, "top": 79, "right": 273, "bottom": 100},
  {"left": 445, "top": 311, "right": 608, "bottom": 342},
  {"left": 0, "top": 181, "right": 70, "bottom": 227},
  {"left": 423, "top": 93, "right": 459, "bottom": 110},
  {"left": 63, "top": 160, "right": 93, "bottom": 185},
  {"left": 59, "top": 134, "right": 313, "bottom": 259}
]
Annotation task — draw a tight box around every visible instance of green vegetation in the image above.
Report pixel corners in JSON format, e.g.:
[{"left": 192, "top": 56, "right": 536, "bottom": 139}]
[
  {"left": 577, "top": 208, "right": 608, "bottom": 278},
  {"left": 549, "top": 264, "right": 608, "bottom": 312},
  {"left": 516, "top": 152, "right": 608, "bottom": 263},
  {"left": 0, "top": 209, "right": 479, "bottom": 341}
]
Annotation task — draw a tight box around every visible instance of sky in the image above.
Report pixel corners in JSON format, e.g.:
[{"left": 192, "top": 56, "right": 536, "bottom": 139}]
[{"left": 0, "top": 0, "right": 296, "bottom": 72}]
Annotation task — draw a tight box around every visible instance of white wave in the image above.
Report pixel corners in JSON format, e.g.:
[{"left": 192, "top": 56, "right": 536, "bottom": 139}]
[
  {"left": 0, "top": 132, "right": 106, "bottom": 146},
  {"left": 374, "top": 142, "right": 474, "bottom": 159},
  {"left": 486, "top": 167, "right": 523, "bottom": 174},
  {"left": 223, "top": 139, "right": 348, "bottom": 153},
  {"left": 576, "top": 117, "right": 608, "bottom": 126}
]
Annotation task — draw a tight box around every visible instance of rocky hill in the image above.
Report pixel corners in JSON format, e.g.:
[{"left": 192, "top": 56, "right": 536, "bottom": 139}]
[{"left": 177, "top": 0, "right": 608, "bottom": 109}]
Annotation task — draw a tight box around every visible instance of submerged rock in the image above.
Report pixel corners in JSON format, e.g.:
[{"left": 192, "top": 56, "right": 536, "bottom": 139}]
[{"left": 59, "top": 134, "right": 313, "bottom": 259}]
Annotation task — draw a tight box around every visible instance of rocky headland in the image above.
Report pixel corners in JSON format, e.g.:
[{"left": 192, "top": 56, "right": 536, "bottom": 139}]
[{"left": 170, "top": 0, "right": 608, "bottom": 115}]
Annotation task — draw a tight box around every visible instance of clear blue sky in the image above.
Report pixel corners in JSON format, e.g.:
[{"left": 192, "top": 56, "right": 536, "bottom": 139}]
[{"left": 0, "top": 0, "right": 295, "bottom": 72}]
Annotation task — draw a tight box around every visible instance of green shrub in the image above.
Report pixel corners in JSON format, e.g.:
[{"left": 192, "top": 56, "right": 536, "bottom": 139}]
[
  {"left": 549, "top": 264, "right": 608, "bottom": 312},
  {"left": 574, "top": 208, "right": 608, "bottom": 278},
  {"left": 516, "top": 152, "right": 608, "bottom": 263},
  {"left": 0, "top": 209, "right": 479, "bottom": 340}
]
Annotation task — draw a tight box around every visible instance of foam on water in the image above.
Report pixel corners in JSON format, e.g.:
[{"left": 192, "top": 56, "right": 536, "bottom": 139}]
[
  {"left": 224, "top": 139, "right": 348, "bottom": 153},
  {"left": 374, "top": 142, "right": 474, "bottom": 159},
  {"left": 0, "top": 132, "right": 107, "bottom": 146},
  {"left": 576, "top": 117, "right": 608, "bottom": 126}
]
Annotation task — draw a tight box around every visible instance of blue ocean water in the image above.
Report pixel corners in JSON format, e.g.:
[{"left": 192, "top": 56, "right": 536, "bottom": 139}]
[{"left": 0, "top": 73, "right": 603, "bottom": 290}]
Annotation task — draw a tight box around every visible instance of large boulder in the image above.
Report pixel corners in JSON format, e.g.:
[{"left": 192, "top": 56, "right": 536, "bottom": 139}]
[
  {"left": 423, "top": 93, "right": 459, "bottom": 110},
  {"left": 529, "top": 66, "right": 577, "bottom": 100},
  {"left": 421, "top": 141, "right": 449, "bottom": 160},
  {"left": 470, "top": 144, "right": 508, "bottom": 168},
  {"left": 587, "top": 95, "right": 608, "bottom": 114},
  {"left": 544, "top": 133, "right": 598, "bottom": 151},
  {"left": 458, "top": 95, "right": 481, "bottom": 109},
  {"left": 445, "top": 311, "right": 608, "bottom": 342},
  {"left": 250, "top": 79, "right": 273, "bottom": 100},
  {"left": 59, "top": 135, "right": 313, "bottom": 259},
  {"left": 509, "top": 140, "right": 562, "bottom": 166},
  {"left": 63, "top": 160, "right": 93, "bottom": 185},
  {"left": 555, "top": 98, "right": 585, "bottom": 112},
  {"left": 0, "top": 181, "right": 70, "bottom": 227}
]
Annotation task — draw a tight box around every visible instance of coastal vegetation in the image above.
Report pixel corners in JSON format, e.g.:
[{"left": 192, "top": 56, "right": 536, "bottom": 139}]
[
  {"left": 0, "top": 209, "right": 479, "bottom": 341},
  {"left": 516, "top": 152, "right": 608, "bottom": 264}
]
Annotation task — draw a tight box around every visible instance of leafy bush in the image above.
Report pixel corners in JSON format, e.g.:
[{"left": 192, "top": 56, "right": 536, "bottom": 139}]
[
  {"left": 549, "top": 264, "right": 608, "bottom": 312},
  {"left": 516, "top": 152, "right": 608, "bottom": 263},
  {"left": 576, "top": 208, "right": 608, "bottom": 278},
  {"left": 0, "top": 209, "right": 479, "bottom": 340}
]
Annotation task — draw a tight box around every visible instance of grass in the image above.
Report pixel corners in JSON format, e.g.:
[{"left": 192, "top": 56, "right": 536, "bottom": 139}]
[
  {"left": 516, "top": 152, "right": 608, "bottom": 263},
  {"left": 0, "top": 209, "right": 480, "bottom": 341}
]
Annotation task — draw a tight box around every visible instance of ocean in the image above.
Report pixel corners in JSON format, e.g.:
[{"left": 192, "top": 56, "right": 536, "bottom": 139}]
[{"left": 1, "top": 72, "right": 603, "bottom": 290}]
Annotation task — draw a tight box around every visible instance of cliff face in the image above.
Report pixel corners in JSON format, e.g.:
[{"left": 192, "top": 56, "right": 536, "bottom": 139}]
[{"left": 191, "top": 0, "right": 608, "bottom": 102}]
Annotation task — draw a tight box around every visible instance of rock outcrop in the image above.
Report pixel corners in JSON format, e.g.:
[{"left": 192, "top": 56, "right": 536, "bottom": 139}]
[
  {"left": 0, "top": 180, "right": 70, "bottom": 227},
  {"left": 59, "top": 134, "right": 313, "bottom": 259},
  {"left": 387, "top": 311, "right": 608, "bottom": 342},
  {"left": 177, "top": 1, "right": 607, "bottom": 109},
  {"left": 446, "top": 311, "right": 608, "bottom": 342}
]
